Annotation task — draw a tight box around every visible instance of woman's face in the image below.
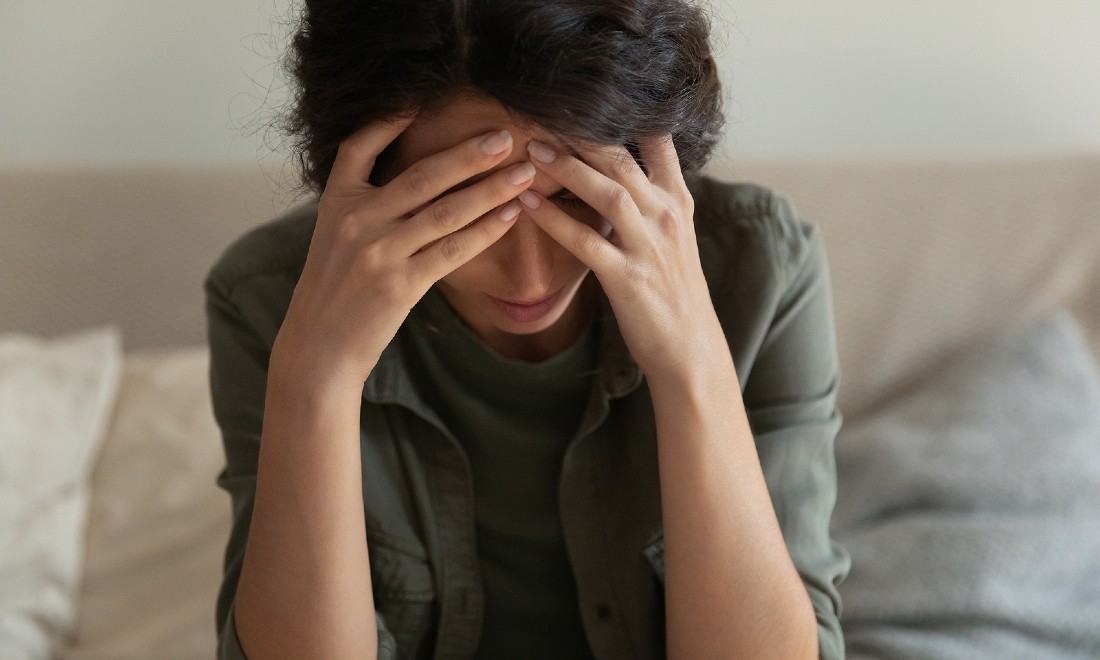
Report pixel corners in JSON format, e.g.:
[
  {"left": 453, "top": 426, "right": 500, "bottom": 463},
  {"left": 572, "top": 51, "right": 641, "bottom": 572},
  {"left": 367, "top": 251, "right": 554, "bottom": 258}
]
[{"left": 383, "top": 93, "right": 610, "bottom": 361}]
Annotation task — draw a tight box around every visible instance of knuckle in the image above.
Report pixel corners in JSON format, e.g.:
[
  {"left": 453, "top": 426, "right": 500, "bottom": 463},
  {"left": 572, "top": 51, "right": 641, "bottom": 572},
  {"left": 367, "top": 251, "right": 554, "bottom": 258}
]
[
  {"left": 576, "top": 228, "right": 604, "bottom": 256},
  {"left": 400, "top": 166, "right": 434, "bottom": 197},
  {"left": 669, "top": 185, "right": 694, "bottom": 209},
  {"left": 655, "top": 209, "right": 679, "bottom": 234},
  {"left": 333, "top": 212, "right": 363, "bottom": 244},
  {"left": 430, "top": 199, "right": 461, "bottom": 229},
  {"left": 606, "top": 185, "right": 633, "bottom": 213},
  {"left": 438, "top": 235, "right": 465, "bottom": 263},
  {"left": 682, "top": 194, "right": 696, "bottom": 216},
  {"left": 355, "top": 241, "right": 388, "bottom": 271},
  {"left": 372, "top": 269, "right": 406, "bottom": 301}
]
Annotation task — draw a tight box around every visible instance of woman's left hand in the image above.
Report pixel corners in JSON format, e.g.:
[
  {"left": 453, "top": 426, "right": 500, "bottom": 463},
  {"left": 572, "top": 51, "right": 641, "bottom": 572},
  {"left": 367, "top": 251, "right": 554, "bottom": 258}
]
[{"left": 519, "top": 135, "right": 725, "bottom": 380}]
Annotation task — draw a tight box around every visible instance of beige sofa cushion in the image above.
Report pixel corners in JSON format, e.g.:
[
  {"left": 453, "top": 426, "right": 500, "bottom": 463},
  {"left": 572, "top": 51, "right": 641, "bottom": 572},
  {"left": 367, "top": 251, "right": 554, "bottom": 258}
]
[
  {"left": 708, "top": 156, "right": 1100, "bottom": 419},
  {"left": 65, "top": 345, "right": 227, "bottom": 658},
  {"left": 0, "top": 166, "right": 288, "bottom": 351}
]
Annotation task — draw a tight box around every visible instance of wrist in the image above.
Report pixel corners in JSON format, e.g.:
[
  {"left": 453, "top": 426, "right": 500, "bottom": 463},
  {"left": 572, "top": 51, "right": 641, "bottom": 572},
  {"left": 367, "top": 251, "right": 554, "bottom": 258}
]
[
  {"left": 267, "top": 345, "right": 373, "bottom": 409},
  {"left": 647, "top": 355, "right": 737, "bottom": 408},
  {"left": 643, "top": 321, "right": 733, "bottom": 389},
  {"left": 270, "top": 322, "right": 378, "bottom": 385}
]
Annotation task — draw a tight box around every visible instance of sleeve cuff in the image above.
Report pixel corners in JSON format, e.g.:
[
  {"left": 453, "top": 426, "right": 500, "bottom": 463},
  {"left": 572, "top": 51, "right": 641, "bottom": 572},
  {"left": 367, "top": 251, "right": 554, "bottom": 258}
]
[{"left": 219, "top": 601, "right": 401, "bottom": 660}]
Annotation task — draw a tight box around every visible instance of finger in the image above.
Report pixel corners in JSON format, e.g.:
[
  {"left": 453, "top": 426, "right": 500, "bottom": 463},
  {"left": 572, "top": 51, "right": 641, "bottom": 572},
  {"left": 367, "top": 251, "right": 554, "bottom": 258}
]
[
  {"left": 517, "top": 189, "right": 620, "bottom": 276},
  {"left": 573, "top": 142, "right": 657, "bottom": 210},
  {"left": 325, "top": 113, "right": 417, "bottom": 194},
  {"left": 411, "top": 203, "right": 521, "bottom": 285},
  {"left": 392, "top": 161, "right": 536, "bottom": 256},
  {"left": 526, "top": 140, "right": 647, "bottom": 246},
  {"left": 374, "top": 128, "right": 519, "bottom": 219},
  {"left": 637, "top": 134, "right": 685, "bottom": 190}
]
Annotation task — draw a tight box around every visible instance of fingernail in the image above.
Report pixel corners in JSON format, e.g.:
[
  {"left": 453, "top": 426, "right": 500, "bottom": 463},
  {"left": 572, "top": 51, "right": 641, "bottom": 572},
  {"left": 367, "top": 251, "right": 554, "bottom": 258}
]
[
  {"left": 499, "top": 201, "right": 521, "bottom": 222},
  {"left": 518, "top": 190, "right": 540, "bottom": 209},
  {"left": 507, "top": 162, "right": 536, "bottom": 185},
  {"left": 527, "top": 140, "right": 556, "bottom": 163},
  {"left": 480, "top": 130, "right": 512, "bottom": 155}
]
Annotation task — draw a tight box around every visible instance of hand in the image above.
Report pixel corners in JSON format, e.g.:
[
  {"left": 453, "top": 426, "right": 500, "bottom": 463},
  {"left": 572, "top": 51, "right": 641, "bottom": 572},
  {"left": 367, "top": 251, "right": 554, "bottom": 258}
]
[
  {"left": 518, "top": 136, "right": 723, "bottom": 379},
  {"left": 271, "top": 116, "right": 536, "bottom": 386}
]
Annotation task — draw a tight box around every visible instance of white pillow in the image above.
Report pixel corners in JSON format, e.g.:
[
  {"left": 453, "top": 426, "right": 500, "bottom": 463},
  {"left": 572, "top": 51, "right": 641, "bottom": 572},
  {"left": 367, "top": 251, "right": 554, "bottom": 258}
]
[{"left": 0, "top": 326, "right": 123, "bottom": 659}]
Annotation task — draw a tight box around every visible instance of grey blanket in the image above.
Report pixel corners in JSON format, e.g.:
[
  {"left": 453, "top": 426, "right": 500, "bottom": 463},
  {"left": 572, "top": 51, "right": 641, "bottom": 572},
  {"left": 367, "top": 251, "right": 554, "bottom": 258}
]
[{"left": 831, "top": 311, "right": 1100, "bottom": 660}]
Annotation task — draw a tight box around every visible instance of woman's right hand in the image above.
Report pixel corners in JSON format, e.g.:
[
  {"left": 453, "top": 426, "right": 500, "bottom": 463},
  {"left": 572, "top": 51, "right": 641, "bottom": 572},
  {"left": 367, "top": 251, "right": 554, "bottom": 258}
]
[{"left": 270, "top": 114, "right": 536, "bottom": 387}]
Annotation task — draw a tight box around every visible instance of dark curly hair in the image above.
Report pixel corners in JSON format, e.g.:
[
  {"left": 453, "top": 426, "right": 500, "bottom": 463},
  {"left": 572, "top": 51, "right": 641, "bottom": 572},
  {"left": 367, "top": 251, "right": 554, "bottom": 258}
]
[{"left": 280, "top": 0, "right": 724, "bottom": 197}]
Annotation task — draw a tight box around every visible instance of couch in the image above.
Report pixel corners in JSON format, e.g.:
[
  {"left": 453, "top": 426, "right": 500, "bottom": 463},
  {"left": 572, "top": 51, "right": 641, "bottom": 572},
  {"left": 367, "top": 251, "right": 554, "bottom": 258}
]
[{"left": 2, "top": 155, "right": 1099, "bottom": 658}]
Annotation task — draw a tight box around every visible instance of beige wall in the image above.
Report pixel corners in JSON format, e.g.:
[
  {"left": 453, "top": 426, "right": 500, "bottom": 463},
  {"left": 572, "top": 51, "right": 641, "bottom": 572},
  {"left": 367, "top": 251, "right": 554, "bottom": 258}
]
[
  {"left": 2, "top": 0, "right": 1098, "bottom": 166},
  {"left": 712, "top": 0, "right": 1100, "bottom": 158}
]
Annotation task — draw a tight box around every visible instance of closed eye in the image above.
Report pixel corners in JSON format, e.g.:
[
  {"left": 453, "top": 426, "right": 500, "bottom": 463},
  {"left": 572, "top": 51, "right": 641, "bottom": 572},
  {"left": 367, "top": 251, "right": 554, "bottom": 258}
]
[{"left": 551, "top": 191, "right": 585, "bottom": 207}]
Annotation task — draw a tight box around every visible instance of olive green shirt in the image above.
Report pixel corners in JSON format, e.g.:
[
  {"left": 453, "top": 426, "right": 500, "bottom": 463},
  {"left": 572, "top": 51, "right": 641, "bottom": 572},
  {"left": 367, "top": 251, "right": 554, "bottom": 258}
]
[{"left": 206, "top": 175, "right": 851, "bottom": 659}]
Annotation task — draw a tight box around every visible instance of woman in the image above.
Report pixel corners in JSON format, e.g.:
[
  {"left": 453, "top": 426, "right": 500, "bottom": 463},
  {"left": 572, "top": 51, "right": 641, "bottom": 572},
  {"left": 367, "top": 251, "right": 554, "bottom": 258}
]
[{"left": 207, "top": 0, "right": 850, "bottom": 658}]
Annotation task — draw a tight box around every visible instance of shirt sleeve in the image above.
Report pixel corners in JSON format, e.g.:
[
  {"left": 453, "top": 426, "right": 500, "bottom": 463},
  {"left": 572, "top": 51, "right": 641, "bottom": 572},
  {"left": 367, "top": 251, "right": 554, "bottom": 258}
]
[
  {"left": 204, "top": 269, "right": 399, "bottom": 660},
  {"left": 741, "top": 207, "right": 851, "bottom": 660}
]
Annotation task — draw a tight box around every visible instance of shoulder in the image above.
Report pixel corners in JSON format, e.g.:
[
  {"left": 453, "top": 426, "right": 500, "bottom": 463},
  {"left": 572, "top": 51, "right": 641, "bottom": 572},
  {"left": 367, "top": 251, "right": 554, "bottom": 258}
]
[
  {"left": 204, "top": 198, "right": 317, "bottom": 298},
  {"left": 203, "top": 198, "right": 318, "bottom": 347},
  {"left": 685, "top": 172, "right": 828, "bottom": 294}
]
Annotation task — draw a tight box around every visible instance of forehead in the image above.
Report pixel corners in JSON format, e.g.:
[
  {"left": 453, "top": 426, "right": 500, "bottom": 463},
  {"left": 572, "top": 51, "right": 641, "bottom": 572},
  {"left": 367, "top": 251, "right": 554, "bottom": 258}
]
[{"left": 391, "top": 93, "right": 574, "bottom": 164}]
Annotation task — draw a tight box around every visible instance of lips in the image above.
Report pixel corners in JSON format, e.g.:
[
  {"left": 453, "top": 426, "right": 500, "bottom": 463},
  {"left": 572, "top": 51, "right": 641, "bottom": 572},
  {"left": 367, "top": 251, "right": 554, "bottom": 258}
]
[{"left": 486, "top": 288, "right": 562, "bottom": 323}]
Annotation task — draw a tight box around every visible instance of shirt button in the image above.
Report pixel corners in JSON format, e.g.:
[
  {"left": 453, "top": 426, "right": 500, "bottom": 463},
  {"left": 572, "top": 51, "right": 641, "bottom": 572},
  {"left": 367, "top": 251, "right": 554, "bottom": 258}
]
[{"left": 596, "top": 603, "right": 612, "bottom": 620}]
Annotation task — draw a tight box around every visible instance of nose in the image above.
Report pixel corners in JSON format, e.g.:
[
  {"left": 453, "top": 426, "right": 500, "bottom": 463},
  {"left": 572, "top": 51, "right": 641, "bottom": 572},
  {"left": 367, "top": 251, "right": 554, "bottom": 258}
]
[{"left": 496, "top": 213, "right": 556, "bottom": 300}]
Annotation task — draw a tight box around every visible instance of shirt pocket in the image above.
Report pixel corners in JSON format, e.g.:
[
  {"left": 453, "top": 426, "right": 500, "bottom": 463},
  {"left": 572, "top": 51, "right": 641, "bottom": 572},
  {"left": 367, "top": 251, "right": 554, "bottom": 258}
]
[{"left": 368, "top": 534, "right": 438, "bottom": 659}]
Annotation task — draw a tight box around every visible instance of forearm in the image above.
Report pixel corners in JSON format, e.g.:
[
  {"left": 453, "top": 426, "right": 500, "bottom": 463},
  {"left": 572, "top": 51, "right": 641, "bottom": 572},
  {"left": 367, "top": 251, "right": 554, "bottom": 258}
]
[
  {"left": 649, "top": 325, "right": 817, "bottom": 660},
  {"left": 233, "top": 361, "right": 379, "bottom": 659}
]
